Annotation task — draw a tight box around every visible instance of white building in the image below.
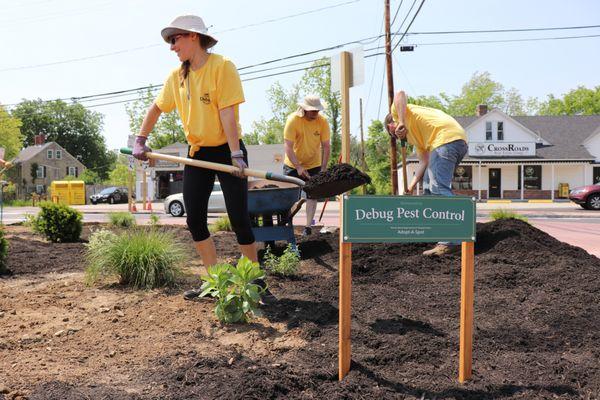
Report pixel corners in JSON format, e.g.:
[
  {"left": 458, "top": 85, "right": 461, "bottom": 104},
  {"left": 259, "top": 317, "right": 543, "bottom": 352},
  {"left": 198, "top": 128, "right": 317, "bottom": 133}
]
[{"left": 402, "top": 105, "right": 600, "bottom": 200}]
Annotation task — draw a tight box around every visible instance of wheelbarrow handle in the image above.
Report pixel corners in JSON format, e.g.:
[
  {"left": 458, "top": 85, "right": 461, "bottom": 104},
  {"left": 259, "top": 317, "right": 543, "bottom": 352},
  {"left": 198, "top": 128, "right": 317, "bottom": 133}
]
[{"left": 120, "top": 148, "right": 305, "bottom": 187}]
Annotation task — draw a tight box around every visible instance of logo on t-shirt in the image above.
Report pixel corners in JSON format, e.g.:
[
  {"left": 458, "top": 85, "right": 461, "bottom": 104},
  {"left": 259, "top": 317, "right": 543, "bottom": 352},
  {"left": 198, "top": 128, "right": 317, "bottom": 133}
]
[
  {"left": 313, "top": 130, "right": 320, "bottom": 136},
  {"left": 200, "top": 93, "right": 211, "bottom": 105}
]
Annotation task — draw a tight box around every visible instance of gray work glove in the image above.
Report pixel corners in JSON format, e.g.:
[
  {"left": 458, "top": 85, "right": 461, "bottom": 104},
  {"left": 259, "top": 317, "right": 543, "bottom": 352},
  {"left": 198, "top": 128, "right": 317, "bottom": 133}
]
[
  {"left": 231, "top": 154, "right": 247, "bottom": 178},
  {"left": 132, "top": 135, "right": 151, "bottom": 161}
]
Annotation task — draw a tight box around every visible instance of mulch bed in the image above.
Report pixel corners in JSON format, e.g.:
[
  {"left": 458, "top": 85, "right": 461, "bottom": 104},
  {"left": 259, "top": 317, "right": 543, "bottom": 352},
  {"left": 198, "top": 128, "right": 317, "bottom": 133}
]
[{"left": 2, "top": 219, "right": 599, "bottom": 399}]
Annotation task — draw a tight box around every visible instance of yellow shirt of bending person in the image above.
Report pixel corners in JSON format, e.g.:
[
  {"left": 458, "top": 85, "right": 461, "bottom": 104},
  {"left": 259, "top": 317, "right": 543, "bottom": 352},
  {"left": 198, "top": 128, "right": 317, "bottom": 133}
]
[
  {"left": 391, "top": 103, "right": 466, "bottom": 154},
  {"left": 283, "top": 113, "right": 331, "bottom": 170},
  {"left": 155, "top": 54, "right": 244, "bottom": 156}
]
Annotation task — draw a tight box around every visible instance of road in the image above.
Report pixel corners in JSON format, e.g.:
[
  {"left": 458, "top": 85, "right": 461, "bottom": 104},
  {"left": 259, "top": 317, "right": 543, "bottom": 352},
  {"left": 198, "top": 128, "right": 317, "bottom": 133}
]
[{"left": 2, "top": 200, "right": 599, "bottom": 258}]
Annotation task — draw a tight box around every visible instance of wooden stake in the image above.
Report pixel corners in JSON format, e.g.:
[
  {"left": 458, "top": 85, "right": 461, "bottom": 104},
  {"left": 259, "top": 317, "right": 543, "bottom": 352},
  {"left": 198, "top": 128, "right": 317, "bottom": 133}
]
[
  {"left": 338, "top": 51, "right": 352, "bottom": 381},
  {"left": 459, "top": 241, "right": 475, "bottom": 382},
  {"left": 142, "top": 166, "right": 147, "bottom": 210}
]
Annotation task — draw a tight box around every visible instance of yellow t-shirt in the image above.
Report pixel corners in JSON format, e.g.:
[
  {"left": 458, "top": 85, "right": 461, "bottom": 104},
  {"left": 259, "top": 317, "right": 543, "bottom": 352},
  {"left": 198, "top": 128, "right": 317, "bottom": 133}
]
[
  {"left": 391, "top": 103, "right": 466, "bottom": 153},
  {"left": 155, "top": 54, "right": 244, "bottom": 156},
  {"left": 283, "top": 113, "right": 331, "bottom": 169}
]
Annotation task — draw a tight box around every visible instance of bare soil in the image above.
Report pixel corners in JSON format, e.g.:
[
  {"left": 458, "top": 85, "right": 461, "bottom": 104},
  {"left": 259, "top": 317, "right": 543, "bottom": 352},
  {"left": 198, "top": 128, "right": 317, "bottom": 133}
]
[{"left": 1, "top": 219, "right": 599, "bottom": 399}]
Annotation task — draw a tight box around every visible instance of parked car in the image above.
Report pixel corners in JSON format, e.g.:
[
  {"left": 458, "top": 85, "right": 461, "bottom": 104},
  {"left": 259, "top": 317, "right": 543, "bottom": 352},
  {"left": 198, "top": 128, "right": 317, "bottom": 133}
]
[
  {"left": 569, "top": 184, "right": 600, "bottom": 210},
  {"left": 164, "top": 183, "right": 226, "bottom": 217},
  {"left": 90, "top": 187, "right": 131, "bottom": 205}
]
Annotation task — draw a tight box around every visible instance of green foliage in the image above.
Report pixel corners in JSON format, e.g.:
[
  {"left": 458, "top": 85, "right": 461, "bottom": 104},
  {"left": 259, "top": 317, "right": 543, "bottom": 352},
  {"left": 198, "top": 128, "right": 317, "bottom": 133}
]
[
  {"left": 79, "top": 169, "right": 102, "bottom": 185},
  {"left": 11, "top": 99, "right": 116, "bottom": 180},
  {"left": 538, "top": 86, "right": 600, "bottom": 115},
  {"left": 0, "top": 226, "right": 8, "bottom": 274},
  {"left": 30, "top": 163, "right": 38, "bottom": 183},
  {"left": 35, "top": 202, "right": 82, "bottom": 242},
  {"left": 109, "top": 164, "right": 130, "bottom": 187},
  {"left": 0, "top": 105, "right": 23, "bottom": 160},
  {"left": 441, "top": 71, "right": 506, "bottom": 116},
  {"left": 4, "top": 199, "right": 31, "bottom": 207},
  {"left": 149, "top": 214, "right": 160, "bottom": 227},
  {"left": 209, "top": 216, "right": 231, "bottom": 233},
  {"left": 490, "top": 209, "right": 528, "bottom": 223},
  {"left": 24, "top": 213, "right": 43, "bottom": 233},
  {"left": 263, "top": 244, "right": 300, "bottom": 276},
  {"left": 200, "top": 257, "right": 265, "bottom": 323},
  {"left": 363, "top": 119, "right": 406, "bottom": 194},
  {"left": 108, "top": 212, "right": 136, "bottom": 228},
  {"left": 85, "top": 228, "right": 185, "bottom": 289}
]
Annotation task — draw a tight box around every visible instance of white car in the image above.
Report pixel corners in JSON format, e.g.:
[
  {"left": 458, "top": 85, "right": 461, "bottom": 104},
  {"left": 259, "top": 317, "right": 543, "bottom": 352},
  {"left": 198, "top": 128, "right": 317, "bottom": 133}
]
[{"left": 163, "top": 183, "right": 226, "bottom": 217}]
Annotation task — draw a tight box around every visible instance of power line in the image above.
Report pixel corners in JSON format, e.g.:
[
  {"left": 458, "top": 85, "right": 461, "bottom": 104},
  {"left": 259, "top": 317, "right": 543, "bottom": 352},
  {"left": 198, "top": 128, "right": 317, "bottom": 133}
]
[
  {"left": 392, "top": 0, "right": 426, "bottom": 53},
  {"left": 405, "top": 24, "right": 600, "bottom": 36},
  {"left": 413, "top": 33, "right": 600, "bottom": 46},
  {"left": 390, "top": 0, "right": 404, "bottom": 27}
]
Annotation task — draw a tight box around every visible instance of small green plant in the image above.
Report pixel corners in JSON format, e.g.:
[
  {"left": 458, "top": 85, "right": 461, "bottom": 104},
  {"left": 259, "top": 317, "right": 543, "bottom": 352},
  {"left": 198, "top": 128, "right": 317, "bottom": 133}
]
[
  {"left": 4, "top": 199, "right": 32, "bottom": 207},
  {"left": 0, "top": 226, "right": 8, "bottom": 274},
  {"left": 24, "top": 213, "right": 43, "bottom": 233},
  {"left": 148, "top": 213, "right": 160, "bottom": 227},
  {"left": 108, "top": 211, "right": 136, "bottom": 228},
  {"left": 209, "top": 216, "right": 231, "bottom": 233},
  {"left": 85, "top": 228, "right": 185, "bottom": 289},
  {"left": 200, "top": 257, "right": 265, "bottom": 323},
  {"left": 263, "top": 244, "right": 301, "bottom": 276},
  {"left": 490, "top": 208, "right": 528, "bottom": 223},
  {"left": 35, "top": 202, "right": 82, "bottom": 242}
]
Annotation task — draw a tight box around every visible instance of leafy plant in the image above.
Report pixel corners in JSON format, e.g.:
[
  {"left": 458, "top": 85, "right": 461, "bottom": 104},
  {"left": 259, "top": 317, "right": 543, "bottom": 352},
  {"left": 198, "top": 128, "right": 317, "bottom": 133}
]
[
  {"left": 148, "top": 214, "right": 160, "bottom": 227},
  {"left": 200, "top": 257, "right": 265, "bottom": 323},
  {"left": 85, "top": 228, "right": 185, "bottom": 289},
  {"left": 263, "top": 244, "right": 300, "bottom": 276},
  {"left": 209, "top": 216, "right": 231, "bottom": 233},
  {"left": 0, "top": 226, "right": 8, "bottom": 274},
  {"left": 490, "top": 208, "right": 529, "bottom": 223},
  {"left": 109, "top": 211, "right": 136, "bottom": 228},
  {"left": 24, "top": 213, "right": 43, "bottom": 233},
  {"left": 35, "top": 202, "right": 82, "bottom": 242}
]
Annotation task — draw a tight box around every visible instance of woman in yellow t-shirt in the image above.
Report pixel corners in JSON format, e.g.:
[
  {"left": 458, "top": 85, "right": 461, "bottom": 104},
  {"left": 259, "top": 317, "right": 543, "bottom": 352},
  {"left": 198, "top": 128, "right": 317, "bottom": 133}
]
[{"left": 132, "top": 15, "right": 259, "bottom": 299}]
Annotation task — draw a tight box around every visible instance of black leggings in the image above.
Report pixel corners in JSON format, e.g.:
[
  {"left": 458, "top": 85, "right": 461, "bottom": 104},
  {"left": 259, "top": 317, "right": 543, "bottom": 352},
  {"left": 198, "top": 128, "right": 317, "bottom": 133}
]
[{"left": 183, "top": 141, "right": 255, "bottom": 245}]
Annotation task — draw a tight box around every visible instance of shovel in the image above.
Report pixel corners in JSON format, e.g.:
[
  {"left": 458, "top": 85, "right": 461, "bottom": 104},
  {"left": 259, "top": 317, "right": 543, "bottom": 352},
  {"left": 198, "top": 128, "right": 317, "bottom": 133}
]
[{"left": 120, "top": 148, "right": 369, "bottom": 199}]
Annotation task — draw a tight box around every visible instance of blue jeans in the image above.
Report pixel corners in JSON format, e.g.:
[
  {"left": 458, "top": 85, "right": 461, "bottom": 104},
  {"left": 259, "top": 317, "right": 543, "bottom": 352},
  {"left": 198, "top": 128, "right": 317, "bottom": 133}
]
[{"left": 427, "top": 139, "right": 468, "bottom": 245}]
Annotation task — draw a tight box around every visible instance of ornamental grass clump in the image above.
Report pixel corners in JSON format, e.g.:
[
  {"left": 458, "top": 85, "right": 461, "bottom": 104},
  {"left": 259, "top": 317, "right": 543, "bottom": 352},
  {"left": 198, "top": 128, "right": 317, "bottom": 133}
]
[
  {"left": 200, "top": 257, "right": 265, "bottom": 323},
  {"left": 108, "top": 211, "right": 136, "bottom": 228},
  {"left": 490, "top": 208, "right": 529, "bottom": 223},
  {"left": 35, "top": 202, "right": 82, "bottom": 242},
  {"left": 263, "top": 244, "right": 300, "bottom": 276},
  {"left": 209, "top": 216, "right": 231, "bottom": 233},
  {"left": 85, "top": 228, "right": 186, "bottom": 289}
]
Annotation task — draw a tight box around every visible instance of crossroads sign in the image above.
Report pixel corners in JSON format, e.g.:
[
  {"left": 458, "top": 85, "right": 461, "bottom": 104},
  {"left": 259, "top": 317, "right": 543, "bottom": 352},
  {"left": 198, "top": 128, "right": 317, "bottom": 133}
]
[{"left": 342, "top": 195, "right": 476, "bottom": 243}]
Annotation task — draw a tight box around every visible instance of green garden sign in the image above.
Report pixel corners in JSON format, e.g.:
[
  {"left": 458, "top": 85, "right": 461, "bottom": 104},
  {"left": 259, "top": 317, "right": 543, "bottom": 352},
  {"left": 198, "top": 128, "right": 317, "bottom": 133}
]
[{"left": 342, "top": 195, "right": 476, "bottom": 243}]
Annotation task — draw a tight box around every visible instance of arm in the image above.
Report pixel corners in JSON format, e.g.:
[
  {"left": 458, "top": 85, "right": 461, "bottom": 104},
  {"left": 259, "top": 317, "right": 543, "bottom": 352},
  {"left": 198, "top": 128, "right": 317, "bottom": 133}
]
[
  {"left": 133, "top": 102, "right": 162, "bottom": 160},
  {"left": 393, "top": 91, "right": 408, "bottom": 140},
  {"left": 219, "top": 106, "right": 245, "bottom": 177},
  {"left": 320, "top": 140, "right": 331, "bottom": 171},
  {"left": 407, "top": 151, "right": 429, "bottom": 193},
  {"left": 284, "top": 139, "right": 309, "bottom": 178}
]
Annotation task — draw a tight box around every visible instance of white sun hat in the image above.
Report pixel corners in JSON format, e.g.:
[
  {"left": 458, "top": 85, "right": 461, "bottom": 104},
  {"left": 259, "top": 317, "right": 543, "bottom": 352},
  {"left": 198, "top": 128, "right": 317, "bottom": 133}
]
[
  {"left": 161, "top": 15, "right": 218, "bottom": 48},
  {"left": 296, "top": 95, "right": 325, "bottom": 116}
]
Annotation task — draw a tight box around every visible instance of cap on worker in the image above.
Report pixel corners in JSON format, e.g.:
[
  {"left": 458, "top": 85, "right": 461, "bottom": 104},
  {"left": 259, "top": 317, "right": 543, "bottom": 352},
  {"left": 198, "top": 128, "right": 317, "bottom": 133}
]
[
  {"left": 161, "top": 15, "right": 218, "bottom": 48},
  {"left": 296, "top": 95, "right": 325, "bottom": 117}
]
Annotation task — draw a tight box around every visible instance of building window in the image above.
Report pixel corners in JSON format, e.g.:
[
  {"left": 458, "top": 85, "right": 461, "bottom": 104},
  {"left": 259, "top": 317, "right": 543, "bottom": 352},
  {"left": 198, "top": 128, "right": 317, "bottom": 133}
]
[
  {"left": 56, "top": 150, "right": 62, "bottom": 159},
  {"left": 485, "top": 122, "right": 492, "bottom": 141},
  {"left": 47, "top": 150, "right": 54, "bottom": 159},
  {"left": 518, "top": 165, "right": 542, "bottom": 190},
  {"left": 36, "top": 185, "right": 45, "bottom": 194},
  {"left": 37, "top": 165, "right": 44, "bottom": 179},
  {"left": 497, "top": 121, "right": 504, "bottom": 141},
  {"left": 453, "top": 165, "right": 472, "bottom": 190},
  {"left": 68, "top": 166, "right": 77, "bottom": 176}
]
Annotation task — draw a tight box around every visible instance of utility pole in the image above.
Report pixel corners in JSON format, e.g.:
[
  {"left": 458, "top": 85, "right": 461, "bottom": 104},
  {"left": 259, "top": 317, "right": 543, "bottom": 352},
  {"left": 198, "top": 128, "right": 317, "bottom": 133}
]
[{"left": 384, "top": 0, "right": 399, "bottom": 195}]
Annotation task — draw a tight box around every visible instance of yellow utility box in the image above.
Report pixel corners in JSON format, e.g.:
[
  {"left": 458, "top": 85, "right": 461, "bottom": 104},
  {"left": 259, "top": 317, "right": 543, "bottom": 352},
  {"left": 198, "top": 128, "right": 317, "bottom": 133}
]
[
  {"left": 50, "top": 180, "right": 86, "bottom": 205},
  {"left": 558, "top": 183, "right": 570, "bottom": 198}
]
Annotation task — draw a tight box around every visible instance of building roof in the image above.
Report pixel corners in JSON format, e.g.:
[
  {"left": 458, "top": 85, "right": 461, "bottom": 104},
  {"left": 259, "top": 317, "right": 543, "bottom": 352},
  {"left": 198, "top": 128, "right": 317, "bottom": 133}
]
[
  {"left": 14, "top": 143, "right": 53, "bottom": 163},
  {"left": 407, "top": 114, "right": 600, "bottom": 161}
]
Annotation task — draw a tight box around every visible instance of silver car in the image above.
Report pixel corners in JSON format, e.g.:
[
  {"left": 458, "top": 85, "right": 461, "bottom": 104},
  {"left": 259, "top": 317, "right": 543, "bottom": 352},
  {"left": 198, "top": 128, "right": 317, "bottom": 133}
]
[{"left": 163, "top": 183, "right": 226, "bottom": 217}]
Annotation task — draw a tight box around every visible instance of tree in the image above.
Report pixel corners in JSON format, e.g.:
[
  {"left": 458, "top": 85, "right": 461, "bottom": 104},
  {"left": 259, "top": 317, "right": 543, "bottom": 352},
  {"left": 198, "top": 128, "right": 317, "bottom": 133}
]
[
  {"left": 12, "top": 99, "right": 116, "bottom": 180},
  {"left": 79, "top": 169, "right": 102, "bottom": 184},
  {"left": 0, "top": 105, "right": 23, "bottom": 161},
  {"left": 363, "top": 120, "right": 399, "bottom": 194},
  {"left": 408, "top": 95, "right": 447, "bottom": 111},
  {"left": 538, "top": 86, "right": 600, "bottom": 115},
  {"left": 441, "top": 71, "right": 506, "bottom": 116},
  {"left": 125, "top": 85, "right": 186, "bottom": 148},
  {"left": 109, "top": 164, "right": 130, "bottom": 187}
]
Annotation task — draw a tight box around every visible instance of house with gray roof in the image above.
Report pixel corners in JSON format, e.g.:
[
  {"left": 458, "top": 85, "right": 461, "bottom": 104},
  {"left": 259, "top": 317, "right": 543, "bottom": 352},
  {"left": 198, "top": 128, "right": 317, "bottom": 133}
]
[
  {"left": 404, "top": 105, "right": 600, "bottom": 200},
  {"left": 10, "top": 135, "right": 86, "bottom": 197}
]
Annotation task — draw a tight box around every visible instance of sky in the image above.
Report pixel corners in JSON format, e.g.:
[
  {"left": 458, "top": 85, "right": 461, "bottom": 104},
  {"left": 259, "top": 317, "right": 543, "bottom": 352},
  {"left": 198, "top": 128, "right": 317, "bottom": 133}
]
[{"left": 1, "top": 0, "right": 599, "bottom": 151}]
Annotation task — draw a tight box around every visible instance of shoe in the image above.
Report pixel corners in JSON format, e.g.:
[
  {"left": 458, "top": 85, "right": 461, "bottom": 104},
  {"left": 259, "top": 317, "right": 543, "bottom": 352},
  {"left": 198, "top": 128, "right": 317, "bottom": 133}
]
[
  {"left": 252, "top": 278, "right": 277, "bottom": 305},
  {"left": 302, "top": 226, "right": 312, "bottom": 236},
  {"left": 422, "top": 244, "right": 461, "bottom": 256},
  {"left": 183, "top": 288, "right": 202, "bottom": 300}
]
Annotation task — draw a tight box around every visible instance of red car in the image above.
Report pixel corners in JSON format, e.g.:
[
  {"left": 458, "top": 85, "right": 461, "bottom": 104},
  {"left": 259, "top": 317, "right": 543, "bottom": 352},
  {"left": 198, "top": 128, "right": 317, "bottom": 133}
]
[{"left": 569, "top": 184, "right": 600, "bottom": 210}]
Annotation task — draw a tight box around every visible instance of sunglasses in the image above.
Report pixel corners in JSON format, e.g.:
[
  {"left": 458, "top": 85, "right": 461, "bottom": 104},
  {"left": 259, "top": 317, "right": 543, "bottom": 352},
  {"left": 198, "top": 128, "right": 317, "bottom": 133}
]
[{"left": 169, "top": 33, "right": 189, "bottom": 45}]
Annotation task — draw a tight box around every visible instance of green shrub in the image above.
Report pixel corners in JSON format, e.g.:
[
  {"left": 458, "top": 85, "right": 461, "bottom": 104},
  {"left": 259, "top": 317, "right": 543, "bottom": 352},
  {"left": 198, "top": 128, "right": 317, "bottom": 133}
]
[
  {"left": 490, "top": 209, "right": 528, "bottom": 223},
  {"left": 35, "top": 202, "right": 82, "bottom": 242},
  {"left": 24, "top": 213, "right": 43, "bottom": 233},
  {"left": 200, "top": 257, "right": 265, "bottom": 323},
  {"left": 148, "top": 214, "right": 160, "bottom": 227},
  {"left": 0, "top": 226, "right": 8, "bottom": 274},
  {"left": 85, "top": 228, "right": 185, "bottom": 289},
  {"left": 209, "top": 216, "right": 231, "bottom": 233},
  {"left": 108, "top": 211, "right": 136, "bottom": 228},
  {"left": 263, "top": 244, "right": 300, "bottom": 276},
  {"left": 4, "top": 199, "right": 31, "bottom": 207}
]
